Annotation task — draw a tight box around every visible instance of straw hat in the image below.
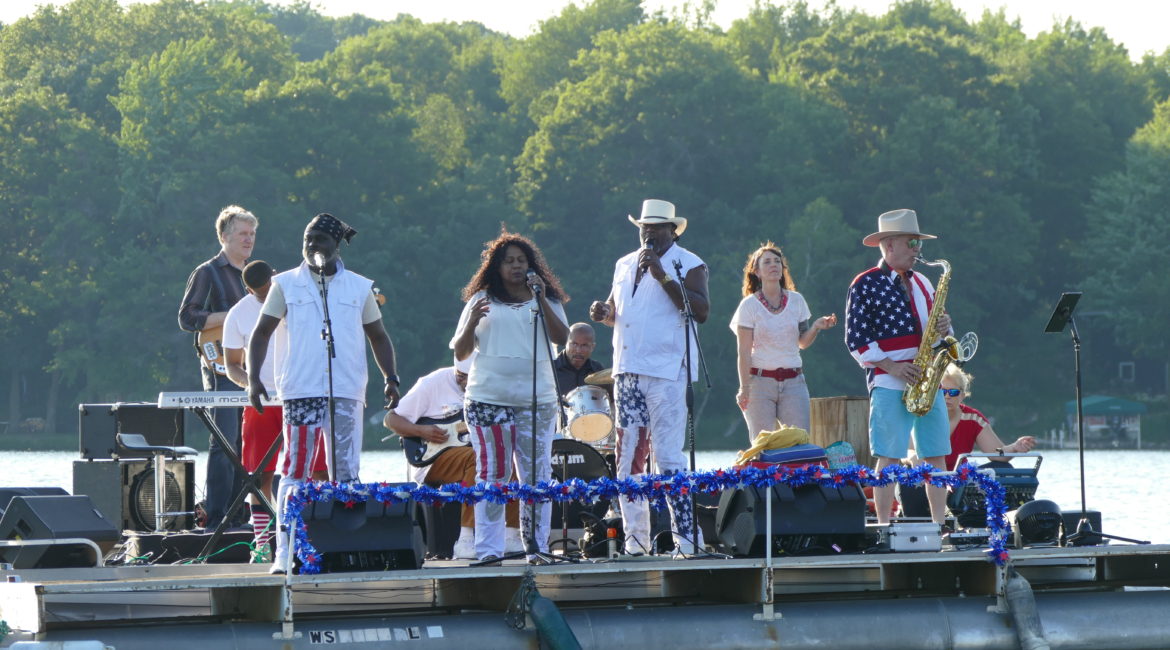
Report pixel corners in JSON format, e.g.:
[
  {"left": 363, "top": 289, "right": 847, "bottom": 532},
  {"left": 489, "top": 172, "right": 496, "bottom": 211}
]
[
  {"left": 862, "top": 209, "right": 937, "bottom": 247},
  {"left": 627, "top": 199, "right": 687, "bottom": 237}
]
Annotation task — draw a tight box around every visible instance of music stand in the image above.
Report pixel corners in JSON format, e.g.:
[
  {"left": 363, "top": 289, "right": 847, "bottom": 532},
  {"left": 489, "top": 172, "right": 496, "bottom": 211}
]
[{"left": 1044, "top": 292, "right": 1147, "bottom": 545}]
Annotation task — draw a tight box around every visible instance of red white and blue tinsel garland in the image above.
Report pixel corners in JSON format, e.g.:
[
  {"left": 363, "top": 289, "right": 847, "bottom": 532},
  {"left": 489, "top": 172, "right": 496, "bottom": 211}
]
[{"left": 282, "top": 462, "right": 1010, "bottom": 574}]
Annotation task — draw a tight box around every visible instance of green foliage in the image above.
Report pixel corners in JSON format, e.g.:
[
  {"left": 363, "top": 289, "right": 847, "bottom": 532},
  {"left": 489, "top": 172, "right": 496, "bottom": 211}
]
[
  {"left": 498, "top": 0, "right": 644, "bottom": 122},
  {"left": 1082, "top": 99, "right": 1170, "bottom": 357},
  {"left": 0, "top": 0, "right": 1167, "bottom": 444}
]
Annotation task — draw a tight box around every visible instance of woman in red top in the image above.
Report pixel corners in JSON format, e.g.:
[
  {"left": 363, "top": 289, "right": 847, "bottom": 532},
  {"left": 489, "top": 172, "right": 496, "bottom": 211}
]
[
  {"left": 900, "top": 364, "right": 1036, "bottom": 518},
  {"left": 938, "top": 364, "right": 1035, "bottom": 469}
]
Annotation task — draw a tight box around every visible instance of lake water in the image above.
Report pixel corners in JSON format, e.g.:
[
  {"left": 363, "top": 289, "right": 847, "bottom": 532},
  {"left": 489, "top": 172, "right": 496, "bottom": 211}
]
[{"left": 2, "top": 448, "right": 1167, "bottom": 544}]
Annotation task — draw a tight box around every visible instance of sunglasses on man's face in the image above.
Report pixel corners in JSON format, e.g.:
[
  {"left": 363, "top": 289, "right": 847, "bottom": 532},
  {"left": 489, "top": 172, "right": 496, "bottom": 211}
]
[
  {"left": 940, "top": 388, "right": 962, "bottom": 397},
  {"left": 907, "top": 238, "right": 923, "bottom": 249}
]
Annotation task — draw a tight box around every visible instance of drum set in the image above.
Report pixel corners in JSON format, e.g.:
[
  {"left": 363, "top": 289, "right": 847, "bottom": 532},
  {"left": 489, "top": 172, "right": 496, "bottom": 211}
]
[
  {"left": 556, "top": 368, "right": 616, "bottom": 457},
  {"left": 551, "top": 368, "right": 617, "bottom": 534}
]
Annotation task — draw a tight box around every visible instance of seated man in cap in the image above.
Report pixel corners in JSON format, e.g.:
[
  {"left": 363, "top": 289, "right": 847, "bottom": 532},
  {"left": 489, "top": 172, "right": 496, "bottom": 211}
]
[
  {"left": 845, "top": 209, "right": 954, "bottom": 526},
  {"left": 383, "top": 354, "right": 522, "bottom": 559},
  {"left": 247, "top": 213, "right": 401, "bottom": 573}
]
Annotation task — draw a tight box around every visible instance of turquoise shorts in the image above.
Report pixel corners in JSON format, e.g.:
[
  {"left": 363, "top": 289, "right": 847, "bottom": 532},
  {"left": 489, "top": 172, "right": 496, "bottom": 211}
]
[{"left": 868, "top": 387, "right": 950, "bottom": 460}]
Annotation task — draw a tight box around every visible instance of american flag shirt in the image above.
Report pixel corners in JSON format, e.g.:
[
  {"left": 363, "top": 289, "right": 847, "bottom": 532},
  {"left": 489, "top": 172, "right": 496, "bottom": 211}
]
[{"left": 845, "top": 260, "right": 939, "bottom": 392}]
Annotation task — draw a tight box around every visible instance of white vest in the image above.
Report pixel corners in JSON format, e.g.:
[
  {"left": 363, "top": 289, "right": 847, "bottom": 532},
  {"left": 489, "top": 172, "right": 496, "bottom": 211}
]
[
  {"left": 612, "top": 243, "right": 704, "bottom": 381},
  {"left": 273, "top": 262, "right": 373, "bottom": 404}
]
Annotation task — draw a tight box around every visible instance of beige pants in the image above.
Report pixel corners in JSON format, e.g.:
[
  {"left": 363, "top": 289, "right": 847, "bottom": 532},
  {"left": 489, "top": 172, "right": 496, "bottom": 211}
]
[{"left": 740, "top": 373, "right": 810, "bottom": 443}]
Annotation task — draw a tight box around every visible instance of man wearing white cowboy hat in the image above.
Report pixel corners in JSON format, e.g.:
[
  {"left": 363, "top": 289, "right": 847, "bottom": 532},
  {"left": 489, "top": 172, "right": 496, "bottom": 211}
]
[
  {"left": 845, "top": 208, "right": 954, "bottom": 526},
  {"left": 589, "top": 199, "right": 710, "bottom": 556}
]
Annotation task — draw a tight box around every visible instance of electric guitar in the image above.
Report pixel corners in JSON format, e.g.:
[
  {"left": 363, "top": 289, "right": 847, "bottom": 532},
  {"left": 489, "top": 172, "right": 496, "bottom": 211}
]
[
  {"left": 400, "top": 413, "right": 470, "bottom": 468},
  {"left": 198, "top": 325, "right": 226, "bottom": 376}
]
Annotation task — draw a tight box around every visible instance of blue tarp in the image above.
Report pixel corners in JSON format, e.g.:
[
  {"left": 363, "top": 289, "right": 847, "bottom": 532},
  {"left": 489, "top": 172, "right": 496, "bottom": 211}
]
[{"left": 1064, "top": 395, "right": 1148, "bottom": 416}]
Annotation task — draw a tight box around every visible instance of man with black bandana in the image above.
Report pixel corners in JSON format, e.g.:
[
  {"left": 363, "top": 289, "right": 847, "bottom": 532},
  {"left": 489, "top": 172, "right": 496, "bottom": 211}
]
[{"left": 247, "top": 213, "right": 401, "bottom": 573}]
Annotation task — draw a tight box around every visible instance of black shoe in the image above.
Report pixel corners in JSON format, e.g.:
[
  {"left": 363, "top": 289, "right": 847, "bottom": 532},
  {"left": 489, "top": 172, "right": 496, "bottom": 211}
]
[
  {"left": 477, "top": 555, "right": 501, "bottom": 566},
  {"left": 527, "top": 555, "right": 552, "bottom": 566}
]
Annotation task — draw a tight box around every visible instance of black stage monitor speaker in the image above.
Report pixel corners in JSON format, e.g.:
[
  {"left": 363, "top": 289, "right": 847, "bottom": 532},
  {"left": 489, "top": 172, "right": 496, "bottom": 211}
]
[
  {"left": 72, "top": 459, "right": 195, "bottom": 531},
  {"left": 0, "top": 487, "right": 69, "bottom": 520},
  {"left": 300, "top": 490, "right": 425, "bottom": 572},
  {"left": 79, "top": 402, "right": 184, "bottom": 460},
  {"left": 0, "top": 495, "right": 119, "bottom": 568},
  {"left": 716, "top": 483, "right": 866, "bottom": 557}
]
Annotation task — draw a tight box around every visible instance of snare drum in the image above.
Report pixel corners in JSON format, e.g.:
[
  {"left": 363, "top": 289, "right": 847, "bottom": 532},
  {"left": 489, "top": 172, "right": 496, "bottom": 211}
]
[{"left": 563, "top": 386, "right": 614, "bottom": 443}]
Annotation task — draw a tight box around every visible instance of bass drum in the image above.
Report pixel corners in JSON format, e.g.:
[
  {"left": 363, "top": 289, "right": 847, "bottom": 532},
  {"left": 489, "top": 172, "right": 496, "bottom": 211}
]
[
  {"left": 550, "top": 439, "right": 612, "bottom": 532},
  {"left": 563, "top": 386, "right": 614, "bottom": 445}
]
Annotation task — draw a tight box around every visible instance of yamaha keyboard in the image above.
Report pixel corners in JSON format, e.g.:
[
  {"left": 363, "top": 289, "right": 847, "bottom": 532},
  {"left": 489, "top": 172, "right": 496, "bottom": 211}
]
[{"left": 157, "top": 391, "right": 281, "bottom": 408}]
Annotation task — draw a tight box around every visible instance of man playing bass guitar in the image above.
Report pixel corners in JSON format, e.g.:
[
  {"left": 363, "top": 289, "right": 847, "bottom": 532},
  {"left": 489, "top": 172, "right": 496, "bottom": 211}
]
[
  {"left": 177, "top": 205, "right": 256, "bottom": 530},
  {"left": 383, "top": 353, "right": 521, "bottom": 559}
]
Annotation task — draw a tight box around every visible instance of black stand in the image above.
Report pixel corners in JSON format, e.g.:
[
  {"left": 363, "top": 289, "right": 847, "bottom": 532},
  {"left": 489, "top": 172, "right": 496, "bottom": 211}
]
[
  {"left": 1044, "top": 292, "right": 1148, "bottom": 546},
  {"left": 672, "top": 260, "right": 713, "bottom": 557},
  {"left": 316, "top": 265, "right": 338, "bottom": 483},
  {"left": 548, "top": 445, "right": 577, "bottom": 555},
  {"left": 192, "top": 407, "right": 277, "bottom": 560},
  {"left": 514, "top": 281, "right": 575, "bottom": 564},
  {"left": 546, "top": 313, "right": 573, "bottom": 555}
]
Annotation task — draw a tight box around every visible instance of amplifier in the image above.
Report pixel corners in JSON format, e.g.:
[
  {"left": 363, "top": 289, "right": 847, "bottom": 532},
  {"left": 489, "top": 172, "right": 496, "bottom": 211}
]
[
  {"left": 72, "top": 459, "right": 195, "bottom": 532},
  {"left": 79, "top": 402, "right": 185, "bottom": 460}
]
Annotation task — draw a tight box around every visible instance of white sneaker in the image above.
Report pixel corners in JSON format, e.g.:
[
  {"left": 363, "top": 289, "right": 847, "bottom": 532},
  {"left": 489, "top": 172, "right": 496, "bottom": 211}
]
[
  {"left": 453, "top": 527, "right": 476, "bottom": 559},
  {"left": 505, "top": 528, "right": 524, "bottom": 554}
]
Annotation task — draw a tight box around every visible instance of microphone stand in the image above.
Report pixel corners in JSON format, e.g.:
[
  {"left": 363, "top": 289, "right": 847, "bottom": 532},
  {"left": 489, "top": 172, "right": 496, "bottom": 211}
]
[
  {"left": 672, "top": 259, "right": 713, "bottom": 556},
  {"left": 522, "top": 279, "right": 576, "bottom": 564},
  {"left": 316, "top": 262, "right": 338, "bottom": 483}
]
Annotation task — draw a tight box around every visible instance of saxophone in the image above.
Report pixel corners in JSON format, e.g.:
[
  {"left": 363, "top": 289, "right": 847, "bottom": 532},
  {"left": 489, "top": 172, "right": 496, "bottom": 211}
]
[{"left": 902, "top": 257, "right": 961, "bottom": 416}]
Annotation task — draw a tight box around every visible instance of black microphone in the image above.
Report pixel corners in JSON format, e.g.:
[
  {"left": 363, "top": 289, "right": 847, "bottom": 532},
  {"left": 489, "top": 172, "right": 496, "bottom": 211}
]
[
  {"left": 632, "top": 240, "right": 653, "bottom": 296},
  {"left": 526, "top": 268, "right": 541, "bottom": 295},
  {"left": 312, "top": 252, "right": 327, "bottom": 270}
]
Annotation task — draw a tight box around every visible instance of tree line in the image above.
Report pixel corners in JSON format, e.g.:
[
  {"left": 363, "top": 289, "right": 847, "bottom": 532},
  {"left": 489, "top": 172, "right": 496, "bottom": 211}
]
[{"left": 2, "top": 0, "right": 1168, "bottom": 447}]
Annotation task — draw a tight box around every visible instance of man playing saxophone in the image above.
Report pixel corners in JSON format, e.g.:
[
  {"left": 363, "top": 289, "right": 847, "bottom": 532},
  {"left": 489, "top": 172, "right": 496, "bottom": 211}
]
[{"left": 845, "top": 209, "right": 953, "bottom": 526}]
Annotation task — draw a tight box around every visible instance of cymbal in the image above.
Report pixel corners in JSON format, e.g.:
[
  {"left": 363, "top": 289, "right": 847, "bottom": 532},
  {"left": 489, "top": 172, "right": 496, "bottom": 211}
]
[{"left": 584, "top": 368, "right": 613, "bottom": 386}]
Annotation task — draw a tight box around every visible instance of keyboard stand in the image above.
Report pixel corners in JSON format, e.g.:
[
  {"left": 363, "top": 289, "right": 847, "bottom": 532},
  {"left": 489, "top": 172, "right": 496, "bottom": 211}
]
[{"left": 189, "top": 406, "right": 278, "bottom": 561}]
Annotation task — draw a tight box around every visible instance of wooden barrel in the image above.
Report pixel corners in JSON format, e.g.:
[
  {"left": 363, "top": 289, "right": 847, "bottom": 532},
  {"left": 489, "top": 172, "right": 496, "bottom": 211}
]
[{"left": 809, "top": 396, "right": 872, "bottom": 468}]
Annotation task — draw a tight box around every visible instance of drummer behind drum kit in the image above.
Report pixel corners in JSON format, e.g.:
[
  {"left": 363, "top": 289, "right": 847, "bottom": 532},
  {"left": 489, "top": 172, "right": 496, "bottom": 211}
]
[
  {"left": 550, "top": 368, "right": 618, "bottom": 538},
  {"left": 561, "top": 367, "right": 615, "bottom": 450}
]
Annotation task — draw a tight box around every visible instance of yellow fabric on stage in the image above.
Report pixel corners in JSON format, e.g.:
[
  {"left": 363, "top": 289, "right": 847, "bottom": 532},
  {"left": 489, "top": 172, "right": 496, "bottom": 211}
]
[{"left": 734, "top": 426, "right": 810, "bottom": 466}]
